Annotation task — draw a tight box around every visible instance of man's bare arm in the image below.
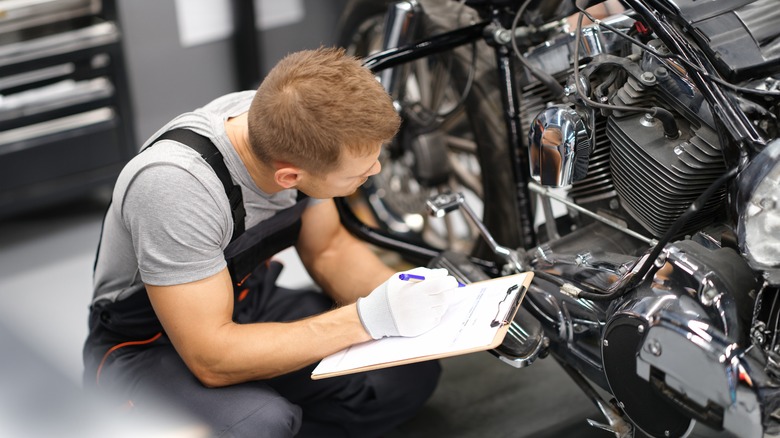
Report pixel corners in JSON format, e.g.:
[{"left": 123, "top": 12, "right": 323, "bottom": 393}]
[
  {"left": 296, "top": 199, "right": 395, "bottom": 305},
  {"left": 146, "top": 267, "right": 371, "bottom": 387}
]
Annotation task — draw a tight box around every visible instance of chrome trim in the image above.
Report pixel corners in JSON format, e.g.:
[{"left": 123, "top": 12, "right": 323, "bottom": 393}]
[
  {"left": 529, "top": 182, "right": 657, "bottom": 245},
  {"left": 637, "top": 317, "right": 762, "bottom": 438},
  {"left": 426, "top": 192, "right": 525, "bottom": 272},
  {"left": 521, "top": 15, "right": 635, "bottom": 80},
  {"left": 528, "top": 105, "right": 590, "bottom": 187},
  {"left": 490, "top": 325, "right": 548, "bottom": 368},
  {"left": 736, "top": 138, "right": 780, "bottom": 282},
  {"left": 378, "top": 0, "right": 421, "bottom": 98}
]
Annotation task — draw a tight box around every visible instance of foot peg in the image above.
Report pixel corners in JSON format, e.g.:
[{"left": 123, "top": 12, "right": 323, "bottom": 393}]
[
  {"left": 426, "top": 192, "right": 525, "bottom": 274},
  {"left": 428, "top": 251, "right": 548, "bottom": 368}
]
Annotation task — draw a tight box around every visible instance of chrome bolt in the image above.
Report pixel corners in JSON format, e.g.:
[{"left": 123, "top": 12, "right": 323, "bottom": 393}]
[
  {"left": 609, "top": 198, "right": 620, "bottom": 210},
  {"left": 647, "top": 339, "right": 662, "bottom": 356},
  {"left": 494, "top": 28, "right": 512, "bottom": 45},
  {"left": 575, "top": 252, "right": 593, "bottom": 266},
  {"left": 654, "top": 67, "right": 669, "bottom": 78},
  {"left": 603, "top": 339, "right": 609, "bottom": 347},
  {"left": 701, "top": 288, "right": 719, "bottom": 306},
  {"left": 637, "top": 325, "right": 645, "bottom": 334},
  {"left": 759, "top": 198, "right": 777, "bottom": 210},
  {"left": 665, "top": 431, "right": 670, "bottom": 437},
  {"left": 640, "top": 112, "right": 657, "bottom": 128}
]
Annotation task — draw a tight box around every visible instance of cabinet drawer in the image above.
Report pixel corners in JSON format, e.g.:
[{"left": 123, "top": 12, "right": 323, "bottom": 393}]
[{"left": 0, "top": 107, "right": 122, "bottom": 190}]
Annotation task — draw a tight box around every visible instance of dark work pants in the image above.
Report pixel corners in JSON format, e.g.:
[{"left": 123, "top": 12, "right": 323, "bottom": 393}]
[{"left": 84, "top": 284, "right": 441, "bottom": 438}]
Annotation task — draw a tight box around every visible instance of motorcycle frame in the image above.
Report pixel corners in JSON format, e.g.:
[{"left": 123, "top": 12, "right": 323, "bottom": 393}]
[{"left": 334, "top": 6, "right": 537, "bottom": 271}]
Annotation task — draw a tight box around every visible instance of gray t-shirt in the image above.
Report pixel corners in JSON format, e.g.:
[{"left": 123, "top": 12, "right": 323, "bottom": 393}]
[{"left": 92, "top": 91, "right": 311, "bottom": 304}]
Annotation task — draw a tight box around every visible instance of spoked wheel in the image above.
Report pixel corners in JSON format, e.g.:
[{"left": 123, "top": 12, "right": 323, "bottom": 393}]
[{"left": 337, "top": 1, "right": 526, "bottom": 261}]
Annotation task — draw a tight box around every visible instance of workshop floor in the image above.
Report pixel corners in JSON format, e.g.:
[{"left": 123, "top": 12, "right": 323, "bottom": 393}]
[{"left": 0, "top": 192, "right": 612, "bottom": 438}]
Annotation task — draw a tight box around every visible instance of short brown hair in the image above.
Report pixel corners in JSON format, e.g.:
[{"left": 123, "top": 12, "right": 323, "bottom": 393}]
[{"left": 247, "top": 47, "right": 400, "bottom": 174}]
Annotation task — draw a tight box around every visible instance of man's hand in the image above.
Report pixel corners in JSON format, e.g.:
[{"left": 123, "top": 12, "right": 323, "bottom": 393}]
[{"left": 356, "top": 267, "right": 459, "bottom": 339}]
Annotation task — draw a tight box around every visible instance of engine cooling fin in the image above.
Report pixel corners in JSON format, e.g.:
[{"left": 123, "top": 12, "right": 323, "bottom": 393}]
[
  {"left": 606, "top": 114, "right": 727, "bottom": 238},
  {"left": 569, "top": 116, "right": 615, "bottom": 204}
]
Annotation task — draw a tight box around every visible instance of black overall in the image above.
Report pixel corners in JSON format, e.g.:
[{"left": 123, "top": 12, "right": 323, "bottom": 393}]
[{"left": 82, "top": 129, "right": 440, "bottom": 438}]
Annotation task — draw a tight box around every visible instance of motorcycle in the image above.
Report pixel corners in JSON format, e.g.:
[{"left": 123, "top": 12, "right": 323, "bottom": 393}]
[{"left": 334, "top": 0, "right": 780, "bottom": 437}]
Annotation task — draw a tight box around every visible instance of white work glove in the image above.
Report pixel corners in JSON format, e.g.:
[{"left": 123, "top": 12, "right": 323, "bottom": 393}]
[{"left": 357, "top": 267, "right": 459, "bottom": 339}]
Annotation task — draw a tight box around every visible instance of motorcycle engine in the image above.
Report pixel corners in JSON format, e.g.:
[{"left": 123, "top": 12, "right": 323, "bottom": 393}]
[
  {"left": 522, "top": 5, "right": 780, "bottom": 241},
  {"left": 519, "top": 4, "right": 780, "bottom": 436}
]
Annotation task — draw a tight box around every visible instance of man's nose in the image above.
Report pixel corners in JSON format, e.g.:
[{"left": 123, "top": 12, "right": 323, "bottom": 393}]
[{"left": 367, "top": 160, "right": 382, "bottom": 177}]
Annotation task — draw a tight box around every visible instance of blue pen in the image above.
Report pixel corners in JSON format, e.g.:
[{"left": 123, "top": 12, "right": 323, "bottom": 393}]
[{"left": 398, "top": 273, "right": 466, "bottom": 287}]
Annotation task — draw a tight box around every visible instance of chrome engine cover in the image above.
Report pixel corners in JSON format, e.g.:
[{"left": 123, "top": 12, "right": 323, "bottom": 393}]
[{"left": 602, "top": 239, "right": 760, "bottom": 437}]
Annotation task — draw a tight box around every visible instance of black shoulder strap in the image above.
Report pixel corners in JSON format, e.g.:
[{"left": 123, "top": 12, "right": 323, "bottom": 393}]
[{"left": 153, "top": 128, "right": 246, "bottom": 241}]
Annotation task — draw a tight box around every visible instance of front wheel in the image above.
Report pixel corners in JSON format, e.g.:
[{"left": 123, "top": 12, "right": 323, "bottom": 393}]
[{"left": 337, "top": 0, "right": 526, "bottom": 262}]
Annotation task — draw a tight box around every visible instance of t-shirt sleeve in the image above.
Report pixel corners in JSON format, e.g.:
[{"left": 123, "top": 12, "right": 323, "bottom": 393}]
[{"left": 121, "top": 162, "right": 231, "bottom": 286}]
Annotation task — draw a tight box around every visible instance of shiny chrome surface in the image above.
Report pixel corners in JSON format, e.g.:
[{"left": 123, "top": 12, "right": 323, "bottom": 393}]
[
  {"left": 640, "top": 45, "right": 716, "bottom": 129},
  {"left": 426, "top": 192, "right": 525, "bottom": 272},
  {"left": 378, "top": 0, "right": 420, "bottom": 98},
  {"left": 528, "top": 105, "right": 590, "bottom": 187},
  {"left": 531, "top": 244, "right": 636, "bottom": 293},
  {"left": 637, "top": 319, "right": 761, "bottom": 438},
  {"left": 736, "top": 138, "right": 780, "bottom": 283},
  {"left": 529, "top": 182, "right": 656, "bottom": 245},
  {"left": 521, "top": 15, "right": 635, "bottom": 81},
  {"left": 602, "top": 239, "right": 762, "bottom": 437}
]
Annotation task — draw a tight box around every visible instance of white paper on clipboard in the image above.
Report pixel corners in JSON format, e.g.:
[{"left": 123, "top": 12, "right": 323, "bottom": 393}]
[{"left": 311, "top": 272, "right": 532, "bottom": 379}]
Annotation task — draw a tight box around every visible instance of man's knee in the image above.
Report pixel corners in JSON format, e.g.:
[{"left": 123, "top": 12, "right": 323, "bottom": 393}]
[
  {"left": 397, "top": 360, "right": 441, "bottom": 407},
  {"left": 218, "top": 396, "right": 302, "bottom": 438},
  {"left": 370, "top": 360, "right": 442, "bottom": 412}
]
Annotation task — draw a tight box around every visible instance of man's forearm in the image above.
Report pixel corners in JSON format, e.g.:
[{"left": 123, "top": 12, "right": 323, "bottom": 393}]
[
  {"left": 194, "top": 303, "right": 371, "bottom": 387},
  {"left": 304, "top": 234, "right": 395, "bottom": 305}
]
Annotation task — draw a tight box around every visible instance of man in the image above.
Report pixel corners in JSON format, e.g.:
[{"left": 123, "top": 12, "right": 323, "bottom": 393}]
[{"left": 84, "top": 47, "right": 458, "bottom": 437}]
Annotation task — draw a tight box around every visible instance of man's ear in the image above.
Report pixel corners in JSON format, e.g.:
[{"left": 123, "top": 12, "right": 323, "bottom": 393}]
[{"left": 274, "top": 165, "right": 303, "bottom": 189}]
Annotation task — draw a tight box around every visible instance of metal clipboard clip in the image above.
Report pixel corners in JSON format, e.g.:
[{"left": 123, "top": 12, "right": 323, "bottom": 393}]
[{"left": 490, "top": 284, "right": 525, "bottom": 328}]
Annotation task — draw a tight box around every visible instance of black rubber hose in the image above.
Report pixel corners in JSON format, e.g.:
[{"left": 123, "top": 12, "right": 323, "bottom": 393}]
[
  {"left": 651, "top": 107, "right": 679, "bottom": 139},
  {"left": 575, "top": 166, "right": 738, "bottom": 301}
]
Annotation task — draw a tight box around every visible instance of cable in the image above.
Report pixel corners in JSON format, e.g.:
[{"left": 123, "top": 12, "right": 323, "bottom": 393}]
[
  {"left": 574, "top": 3, "right": 780, "bottom": 98},
  {"left": 571, "top": 10, "right": 679, "bottom": 138},
  {"left": 436, "top": 0, "right": 478, "bottom": 119},
  {"left": 510, "top": 0, "right": 566, "bottom": 98},
  {"left": 575, "top": 166, "right": 738, "bottom": 301}
]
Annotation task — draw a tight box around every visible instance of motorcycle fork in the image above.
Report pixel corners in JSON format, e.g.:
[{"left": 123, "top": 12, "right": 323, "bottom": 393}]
[{"left": 377, "top": 1, "right": 421, "bottom": 101}]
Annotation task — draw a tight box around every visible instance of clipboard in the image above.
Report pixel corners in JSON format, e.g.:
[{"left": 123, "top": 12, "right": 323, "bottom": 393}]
[{"left": 311, "top": 272, "right": 533, "bottom": 380}]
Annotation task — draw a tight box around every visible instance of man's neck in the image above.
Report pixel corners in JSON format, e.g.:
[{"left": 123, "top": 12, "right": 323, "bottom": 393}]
[{"left": 225, "top": 113, "right": 283, "bottom": 194}]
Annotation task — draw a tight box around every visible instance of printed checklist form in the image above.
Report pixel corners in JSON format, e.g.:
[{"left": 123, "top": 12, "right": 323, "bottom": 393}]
[{"left": 311, "top": 272, "right": 533, "bottom": 380}]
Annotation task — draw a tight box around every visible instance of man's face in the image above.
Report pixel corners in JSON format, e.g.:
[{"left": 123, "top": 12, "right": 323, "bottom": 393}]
[{"left": 297, "top": 144, "right": 382, "bottom": 199}]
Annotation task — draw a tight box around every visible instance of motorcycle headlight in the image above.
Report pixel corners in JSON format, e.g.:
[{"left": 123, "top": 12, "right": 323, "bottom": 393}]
[{"left": 737, "top": 139, "right": 780, "bottom": 273}]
